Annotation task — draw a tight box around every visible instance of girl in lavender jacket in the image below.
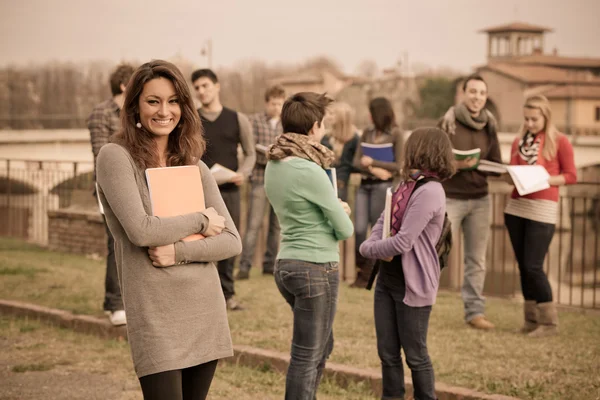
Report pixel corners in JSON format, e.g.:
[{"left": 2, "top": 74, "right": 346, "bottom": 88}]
[{"left": 360, "top": 127, "right": 456, "bottom": 400}]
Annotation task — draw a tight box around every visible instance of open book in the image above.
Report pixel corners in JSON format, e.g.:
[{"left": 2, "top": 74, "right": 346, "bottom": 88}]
[
  {"left": 325, "top": 168, "right": 338, "bottom": 195},
  {"left": 478, "top": 160, "right": 550, "bottom": 196},
  {"left": 210, "top": 163, "right": 237, "bottom": 185},
  {"left": 382, "top": 187, "right": 393, "bottom": 239},
  {"left": 145, "top": 165, "right": 205, "bottom": 241},
  {"left": 361, "top": 143, "right": 395, "bottom": 162}
]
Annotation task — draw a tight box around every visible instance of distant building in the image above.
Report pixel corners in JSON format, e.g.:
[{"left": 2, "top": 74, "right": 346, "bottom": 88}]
[
  {"left": 461, "top": 22, "right": 600, "bottom": 136},
  {"left": 269, "top": 66, "right": 420, "bottom": 130}
]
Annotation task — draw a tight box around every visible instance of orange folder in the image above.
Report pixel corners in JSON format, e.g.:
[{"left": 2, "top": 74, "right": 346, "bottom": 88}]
[{"left": 145, "top": 165, "right": 205, "bottom": 241}]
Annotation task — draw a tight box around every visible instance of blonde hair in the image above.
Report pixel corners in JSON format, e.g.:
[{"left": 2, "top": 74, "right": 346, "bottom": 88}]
[
  {"left": 326, "top": 102, "right": 356, "bottom": 158},
  {"left": 518, "top": 94, "right": 559, "bottom": 160}
]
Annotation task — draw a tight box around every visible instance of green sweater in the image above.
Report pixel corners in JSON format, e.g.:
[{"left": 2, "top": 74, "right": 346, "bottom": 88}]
[{"left": 265, "top": 157, "right": 354, "bottom": 263}]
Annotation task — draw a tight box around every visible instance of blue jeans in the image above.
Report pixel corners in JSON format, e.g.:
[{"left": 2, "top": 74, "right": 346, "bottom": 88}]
[
  {"left": 274, "top": 259, "right": 339, "bottom": 400},
  {"left": 446, "top": 196, "right": 491, "bottom": 322},
  {"left": 355, "top": 180, "right": 392, "bottom": 251},
  {"left": 374, "top": 282, "right": 435, "bottom": 400},
  {"left": 240, "top": 182, "right": 280, "bottom": 273}
]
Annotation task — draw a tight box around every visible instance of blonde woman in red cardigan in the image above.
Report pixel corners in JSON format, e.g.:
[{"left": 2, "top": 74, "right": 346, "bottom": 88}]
[{"left": 504, "top": 94, "right": 577, "bottom": 338}]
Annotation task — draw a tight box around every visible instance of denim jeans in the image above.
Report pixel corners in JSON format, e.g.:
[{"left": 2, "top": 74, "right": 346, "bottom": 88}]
[
  {"left": 355, "top": 180, "right": 392, "bottom": 252},
  {"left": 446, "top": 195, "right": 490, "bottom": 322},
  {"left": 218, "top": 187, "right": 240, "bottom": 299},
  {"left": 239, "top": 182, "right": 280, "bottom": 273},
  {"left": 102, "top": 215, "right": 123, "bottom": 312},
  {"left": 374, "top": 282, "right": 435, "bottom": 400},
  {"left": 504, "top": 214, "right": 555, "bottom": 303},
  {"left": 274, "top": 259, "right": 339, "bottom": 400}
]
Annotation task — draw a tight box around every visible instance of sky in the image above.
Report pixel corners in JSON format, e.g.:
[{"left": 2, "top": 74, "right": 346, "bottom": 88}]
[{"left": 1, "top": 0, "right": 598, "bottom": 74}]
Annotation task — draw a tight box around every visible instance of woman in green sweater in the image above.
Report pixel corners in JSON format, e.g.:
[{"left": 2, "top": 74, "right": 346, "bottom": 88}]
[{"left": 264, "top": 92, "right": 354, "bottom": 400}]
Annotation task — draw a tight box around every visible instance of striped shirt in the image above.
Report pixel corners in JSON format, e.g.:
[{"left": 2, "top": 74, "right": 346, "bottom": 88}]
[{"left": 504, "top": 198, "right": 558, "bottom": 225}]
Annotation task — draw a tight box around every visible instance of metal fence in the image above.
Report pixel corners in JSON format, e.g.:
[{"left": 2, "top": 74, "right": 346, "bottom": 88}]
[{"left": 0, "top": 158, "right": 599, "bottom": 309}]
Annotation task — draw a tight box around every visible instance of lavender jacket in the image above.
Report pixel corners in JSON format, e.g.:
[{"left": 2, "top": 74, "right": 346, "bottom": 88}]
[{"left": 360, "top": 182, "right": 446, "bottom": 307}]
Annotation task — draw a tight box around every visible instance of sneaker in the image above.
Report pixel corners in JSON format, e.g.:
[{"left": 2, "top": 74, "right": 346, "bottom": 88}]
[
  {"left": 467, "top": 315, "right": 495, "bottom": 330},
  {"left": 235, "top": 269, "right": 250, "bottom": 280},
  {"left": 226, "top": 297, "right": 245, "bottom": 311},
  {"left": 105, "top": 310, "right": 127, "bottom": 326}
]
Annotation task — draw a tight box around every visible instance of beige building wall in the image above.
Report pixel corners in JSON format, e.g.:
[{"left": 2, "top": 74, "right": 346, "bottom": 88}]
[
  {"left": 574, "top": 99, "right": 600, "bottom": 127},
  {"left": 478, "top": 70, "right": 526, "bottom": 129},
  {"left": 549, "top": 99, "right": 569, "bottom": 127}
]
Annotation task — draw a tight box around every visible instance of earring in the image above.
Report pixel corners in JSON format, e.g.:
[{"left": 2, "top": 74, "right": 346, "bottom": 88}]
[
  {"left": 136, "top": 122, "right": 142, "bottom": 128},
  {"left": 178, "top": 123, "right": 182, "bottom": 128}
]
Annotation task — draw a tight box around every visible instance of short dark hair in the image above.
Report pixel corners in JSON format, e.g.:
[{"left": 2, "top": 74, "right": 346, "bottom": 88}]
[
  {"left": 264, "top": 85, "right": 286, "bottom": 102},
  {"left": 369, "top": 97, "right": 397, "bottom": 132},
  {"left": 109, "top": 64, "right": 135, "bottom": 96},
  {"left": 281, "top": 92, "right": 333, "bottom": 135},
  {"left": 401, "top": 127, "right": 456, "bottom": 181},
  {"left": 462, "top": 73, "right": 487, "bottom": 91},
  {"left": 191, "top": 69, "right": 218, "bottom": 84}
]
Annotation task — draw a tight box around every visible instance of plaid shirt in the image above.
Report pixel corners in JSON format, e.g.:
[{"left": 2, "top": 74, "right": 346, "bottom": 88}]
[
  {"left": 249, "top": 112, "right": 282, "bottom": 184},
  {"left": 88, "top": 99, "right": 121, "bottom": 174}
]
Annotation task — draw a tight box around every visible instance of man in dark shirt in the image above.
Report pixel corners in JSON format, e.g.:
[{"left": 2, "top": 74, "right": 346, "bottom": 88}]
[
  {"left": 88, "top": 63, "right": 135, "bottom": 326},
  {"left": 439, "top": 74, "right": 502, "bottom": 330},
  {"left": 236, "top": 85, "right": 285, "bottom": 280},
  {"left": 191, "top": 69, "right": 256, "bottom": 311}
]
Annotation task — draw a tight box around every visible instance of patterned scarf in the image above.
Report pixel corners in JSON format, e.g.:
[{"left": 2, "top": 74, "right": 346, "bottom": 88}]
[
  {"left": 390, "top": 171, "right": 439, "bottom": 236},
  {"left": 267, "top": 132, "right": 335, "bottom": 169},
  {"left": 454, "top": 102, "right": 489, "bottom": 131},
  {"left": 518, "top": 131, "right": 541, "bottom": 165}
]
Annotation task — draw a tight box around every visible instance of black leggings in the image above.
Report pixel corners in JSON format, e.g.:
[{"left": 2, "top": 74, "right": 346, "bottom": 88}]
[
  {"left": 139, "top": 360, "right": 218, "bottom": 400},
  {"left": 504, "top": 213, "right": 555, "bottom": 303}
]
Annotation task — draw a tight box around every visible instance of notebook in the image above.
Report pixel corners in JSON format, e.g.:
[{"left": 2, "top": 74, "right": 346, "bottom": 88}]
[
  {"left": 382, "top": 187, "right": 393, "bottom": 239},
  {"left": 361, "top": 143, "right": 395, "bottom": 162},
  {"left": 210, "top": 163, "right": 237, "bottom": 186},
  {"left": 145, "top": 165, "right": 206, "bottom": 241},
  {"left": 325, "top": 167, "right": 338, "bottom": 195}
]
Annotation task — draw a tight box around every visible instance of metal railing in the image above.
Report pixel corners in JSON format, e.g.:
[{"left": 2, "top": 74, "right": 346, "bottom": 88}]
[
  {"left": 0, "top": 159, "right": 599, "bottom": 309},
  {"left": 0, "top": 159, "right": 95, "bottom": 245}
]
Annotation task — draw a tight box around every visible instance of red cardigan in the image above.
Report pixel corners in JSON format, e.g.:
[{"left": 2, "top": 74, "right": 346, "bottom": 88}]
[{"left": 509, "top": 132, "right": 577, "bottom": 202}]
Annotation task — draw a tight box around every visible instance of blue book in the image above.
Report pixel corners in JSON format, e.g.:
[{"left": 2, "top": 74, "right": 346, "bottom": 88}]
[
  {"left": 361, "top": 143, "right": 395, "bottom": 162},
  {"left": 325, "top": 168, "right": 338, "bottom": 196}
]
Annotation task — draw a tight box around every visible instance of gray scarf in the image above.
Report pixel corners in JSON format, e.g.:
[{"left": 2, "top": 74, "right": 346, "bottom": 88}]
[{"left": 454, "top": 102, "right": 490, "bottom": 131}]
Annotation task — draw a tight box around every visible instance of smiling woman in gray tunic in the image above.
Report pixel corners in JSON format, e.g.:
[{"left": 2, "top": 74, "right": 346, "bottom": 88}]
[{"left": 96, "top": 60, "right": 241, "bottom": 400}]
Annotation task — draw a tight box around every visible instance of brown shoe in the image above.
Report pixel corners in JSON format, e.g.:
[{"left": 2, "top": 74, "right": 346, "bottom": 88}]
[
  {"left": 226, "top": 297, "right": 245, "bottom": 311},
  {"left": 527, "top": 302, "right": 558, "bottom": 338},
  {"left": 468, "top": 315, "right": 495, "bottom": 330}
]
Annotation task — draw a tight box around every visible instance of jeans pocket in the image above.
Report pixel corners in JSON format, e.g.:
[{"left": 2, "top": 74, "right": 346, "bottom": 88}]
[{"left": 279, "top": 268, "right": 328, "bottom": 299}]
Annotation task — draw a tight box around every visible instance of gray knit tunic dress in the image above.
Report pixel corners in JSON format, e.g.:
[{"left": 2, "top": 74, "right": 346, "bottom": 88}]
[{"left": 96, "top": 143, "right": 240, "bottom": 378}]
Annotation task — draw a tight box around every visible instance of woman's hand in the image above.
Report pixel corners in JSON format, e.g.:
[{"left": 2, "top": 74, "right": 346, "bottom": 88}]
[
  {"left": 339, "top": 199, "right": 351, "bottom": 216},
  {"left": 201, "top": 207, "right": 226, "bottom": 236},
  {"left": 360, "top": 156, "right": 374, "bottom": 167},
  {"left": 148, "top": 244, "right": 176, "bottom": 267},
  {"left": 369, "top": 166, "right": 392, "bottom": 181}
]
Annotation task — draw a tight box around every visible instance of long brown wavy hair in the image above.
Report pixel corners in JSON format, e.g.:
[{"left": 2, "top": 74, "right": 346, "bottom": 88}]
[
  {"left": 113, "top": 60, "right": 205, "bottom": 169},
  {"left": 400, "top": 127, "right": 456, "bottom": 181}
]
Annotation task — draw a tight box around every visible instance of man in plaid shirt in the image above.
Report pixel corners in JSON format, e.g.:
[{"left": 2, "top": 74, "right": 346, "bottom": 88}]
[
  {"left": 87, "top": 63, "right": 135, "bottom": 326},
  {"left": 236, "top": 85, "right": 286, "bottom": 280}
]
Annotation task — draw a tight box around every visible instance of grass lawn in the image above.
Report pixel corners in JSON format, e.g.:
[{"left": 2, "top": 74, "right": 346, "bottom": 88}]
[
  {"left": 0, "top": 315, "right": 374, "bottom": 399},
  {"left": 1, "top": 237, "right": 599, "bottom": 399}
]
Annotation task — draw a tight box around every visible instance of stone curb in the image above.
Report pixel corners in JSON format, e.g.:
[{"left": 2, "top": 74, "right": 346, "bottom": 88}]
[{"left": 0, "top": 299, "right": 519, "bottom": 400}]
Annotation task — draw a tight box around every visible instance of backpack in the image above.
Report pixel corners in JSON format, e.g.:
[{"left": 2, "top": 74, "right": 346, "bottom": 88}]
[{"left": 366, "top": 177, "right": 452, "bottom": 290}]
